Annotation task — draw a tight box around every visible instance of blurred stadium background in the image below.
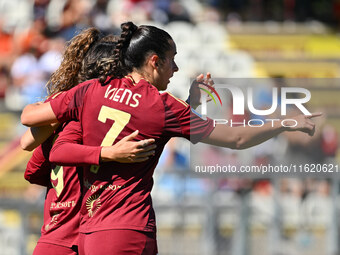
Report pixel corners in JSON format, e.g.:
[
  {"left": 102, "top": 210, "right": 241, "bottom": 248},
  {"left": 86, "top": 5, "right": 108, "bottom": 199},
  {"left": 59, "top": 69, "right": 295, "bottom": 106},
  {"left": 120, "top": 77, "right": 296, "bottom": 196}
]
[{"left": 1, "top": 0, "right": 340, "bottom": 254}]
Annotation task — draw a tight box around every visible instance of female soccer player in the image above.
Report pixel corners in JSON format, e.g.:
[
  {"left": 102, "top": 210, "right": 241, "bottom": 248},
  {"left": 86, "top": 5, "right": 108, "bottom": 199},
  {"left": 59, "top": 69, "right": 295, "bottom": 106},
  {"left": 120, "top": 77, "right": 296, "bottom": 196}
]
[
  {"left": 21, "top": 22, "right": 320, "bottom": 254},
  {"left": 23, "top": 28, "right": 156, "bottom": 255}
]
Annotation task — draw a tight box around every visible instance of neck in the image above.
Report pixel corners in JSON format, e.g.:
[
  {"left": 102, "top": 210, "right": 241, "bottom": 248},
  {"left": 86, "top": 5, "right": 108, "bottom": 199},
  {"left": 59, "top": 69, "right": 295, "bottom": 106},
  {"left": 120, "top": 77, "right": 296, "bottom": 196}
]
[
  {"left": 129, "top": 64, "right": 155, "bottom": 83},
  {"left": 128, "top": 72, "right": 143, "bottom": 84},
  {"left": 128, "top": 71, "right": 154, "bottom": 86}
]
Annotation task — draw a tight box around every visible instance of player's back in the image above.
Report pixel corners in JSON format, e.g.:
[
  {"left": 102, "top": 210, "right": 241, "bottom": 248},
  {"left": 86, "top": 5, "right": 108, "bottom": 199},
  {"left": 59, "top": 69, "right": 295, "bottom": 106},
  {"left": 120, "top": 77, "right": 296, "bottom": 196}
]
[
  {"left": 73, "top": 77, "right": 169, "bottom": 233},
  {"left": 50, "top": 76, "right": 198, "bottom": 233}
]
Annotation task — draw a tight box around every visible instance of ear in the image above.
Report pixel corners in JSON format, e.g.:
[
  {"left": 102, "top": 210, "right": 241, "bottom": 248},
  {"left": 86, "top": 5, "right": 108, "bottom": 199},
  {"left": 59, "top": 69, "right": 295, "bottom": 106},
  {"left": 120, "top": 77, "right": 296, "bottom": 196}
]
[{"left": 149, "top": 54, "right": 160, "bottom": 69}]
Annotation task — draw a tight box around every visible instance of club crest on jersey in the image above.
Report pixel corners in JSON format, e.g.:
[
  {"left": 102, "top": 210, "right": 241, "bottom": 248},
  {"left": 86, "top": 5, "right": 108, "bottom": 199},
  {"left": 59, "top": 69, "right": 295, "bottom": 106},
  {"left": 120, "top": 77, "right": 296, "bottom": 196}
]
[{"left": 86, "top": 194, "right": 102, "bottom": 217}]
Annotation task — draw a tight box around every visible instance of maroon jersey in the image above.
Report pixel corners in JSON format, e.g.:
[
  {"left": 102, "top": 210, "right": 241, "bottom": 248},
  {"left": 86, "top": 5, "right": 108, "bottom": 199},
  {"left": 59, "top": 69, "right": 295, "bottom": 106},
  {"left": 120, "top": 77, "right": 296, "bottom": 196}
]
[
  {"left": 50, "top": 77, "right": 214, "bottom": 234},
  {"left": 25, "top": 121, "right": 101, "bottom": 247}
]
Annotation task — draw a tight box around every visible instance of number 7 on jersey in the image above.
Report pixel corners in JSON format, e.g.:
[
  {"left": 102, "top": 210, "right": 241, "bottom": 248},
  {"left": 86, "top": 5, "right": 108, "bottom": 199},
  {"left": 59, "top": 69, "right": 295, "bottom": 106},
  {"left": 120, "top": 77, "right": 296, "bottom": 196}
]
[{"left": 90, "top": 106, "right": 131, "bottom": 173}]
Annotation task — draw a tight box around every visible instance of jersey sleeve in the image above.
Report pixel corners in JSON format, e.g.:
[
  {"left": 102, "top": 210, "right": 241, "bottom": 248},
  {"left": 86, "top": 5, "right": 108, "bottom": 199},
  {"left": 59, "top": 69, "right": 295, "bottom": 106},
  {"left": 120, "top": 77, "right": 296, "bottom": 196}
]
[
  {"left": 49, "top": 121, "right": 101, "bottom": 166},
  {"left": 161, "top": 92, "right": 215, "bottom": 144},
  {"left": 24, "top": 144, "right": 51, "bottom": 186},
  {"left": 49, "top": 80, "right": 94, "bottom": 123}
]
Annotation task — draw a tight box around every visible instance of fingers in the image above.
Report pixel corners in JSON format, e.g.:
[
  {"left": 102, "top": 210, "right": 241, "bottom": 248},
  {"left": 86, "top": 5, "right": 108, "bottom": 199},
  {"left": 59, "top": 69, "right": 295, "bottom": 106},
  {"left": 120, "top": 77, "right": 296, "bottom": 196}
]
[
  {"left": 204, "top": 73, "right": 214, "bottom": 87},
  {"left": 308, "top": 112, "right": 323, "bottom": 119},
  {"left": 299, "top": 117, "right": 316, "bottom": 136},
  {"left": 130, "top": 157, "right": 150, "bottom": 163},
  {"left": 122, "top": 130, "right": 139, "bottom": 141},
  {"left": 135, "top": 149, "right": 156, "bottom": 158},
  {"left": 309, "top": 126, "right": 316, "bottom": 136},
  {"left": 129, "top": 146, "right": 156, "bottom": 163},
  {"left": 196, "top": 73, "right": 204, "bottom": 82},
  {"left": 136, "top": 143, "right": 156, "bottom": 152},
  {"left": 137, "top": 138, "right": 155, "bottom": 148}
]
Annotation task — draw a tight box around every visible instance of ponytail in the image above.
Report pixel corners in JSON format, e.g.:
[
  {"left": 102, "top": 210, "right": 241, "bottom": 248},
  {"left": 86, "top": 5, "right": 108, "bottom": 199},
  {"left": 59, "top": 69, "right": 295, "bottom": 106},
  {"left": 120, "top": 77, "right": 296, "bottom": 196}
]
[
  {"left": 46, "top": 28, "right": 102, "bottom": 95},
  {"left": 112, "top": 21, "right": 173, "bottom": 78},
  {"left": 112, "top": 22, "right": 138, "bottom": 78}
]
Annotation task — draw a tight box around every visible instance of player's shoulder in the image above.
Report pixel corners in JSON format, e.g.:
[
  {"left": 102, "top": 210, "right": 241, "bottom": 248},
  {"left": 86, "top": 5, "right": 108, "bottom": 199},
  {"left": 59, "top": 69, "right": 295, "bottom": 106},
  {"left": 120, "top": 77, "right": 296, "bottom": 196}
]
[
  {"left": 46, "top": 79, "right": 99, "bottom": 101},
  {"left": 160, "top": 92, "right": 189, "bottom": 108},
  {"left": 78, "top": 78, "right": 100, "bottom": 91}
]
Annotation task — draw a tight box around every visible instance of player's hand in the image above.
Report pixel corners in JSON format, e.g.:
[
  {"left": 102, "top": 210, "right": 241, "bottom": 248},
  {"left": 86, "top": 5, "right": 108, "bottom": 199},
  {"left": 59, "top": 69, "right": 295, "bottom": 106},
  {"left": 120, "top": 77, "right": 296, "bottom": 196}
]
[
  {"left": 286, "top": 112, "right": 322, "bottom": 136},
  {"left": 100, "top": 130, "right": 156, "bottom": 163},
  {"left": 187, "top": 72, "right": 215, "bottom": 109}
]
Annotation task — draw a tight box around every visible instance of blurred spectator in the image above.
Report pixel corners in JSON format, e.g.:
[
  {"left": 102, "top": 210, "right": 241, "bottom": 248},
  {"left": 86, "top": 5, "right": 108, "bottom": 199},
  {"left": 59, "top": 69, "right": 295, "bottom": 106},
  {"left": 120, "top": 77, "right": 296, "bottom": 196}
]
[
  {"left": 7, "top": 47, "right": 46, "bottom": 111},
  {"left": 38, "top": 37, "right": 64, "bottom": 75},
  {"left": 154, "top": 0, "right": 192, "bottom": 24},
  {"left": 16, "top": 16, "right": 47, "bottom": 55},
  {"left": 0, "top": 67, "right": 11, "bottom": 99},
  {"left": 89, "top": 0, "right": 116, "bottom": 34},
  {"left": 321, "top": 124, "right": 338, "bottom": 158},
  {"left": 0, "top": 0, "right": 33, "bottom": 30},
  {"left": 33, "top": 0, "right": 50, "bottom": 22},
  {"left": 108, "top": 0, "right": 153, "bottom": 26},
  {"left": 167, "top": 0, "right": 192, "bottom": 23},
  {"left": 57, "top": 0, "right": 91, "bottom": 40},
  {"left": 5, "top": 35, "right": 63, "bottom": 111},
  {"left": 0, "top": 19, "right": 16, "bottom": 69}
]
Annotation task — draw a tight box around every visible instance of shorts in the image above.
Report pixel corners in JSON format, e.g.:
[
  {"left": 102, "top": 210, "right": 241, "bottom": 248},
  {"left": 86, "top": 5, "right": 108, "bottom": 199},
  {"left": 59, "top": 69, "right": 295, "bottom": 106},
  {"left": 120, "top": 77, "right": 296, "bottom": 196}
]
[
  {"left": 78, "top": 229, "right": 157, "bottom": 255},
  {"left": 33, "top": 242, "right": 78, "bottom": 255}
]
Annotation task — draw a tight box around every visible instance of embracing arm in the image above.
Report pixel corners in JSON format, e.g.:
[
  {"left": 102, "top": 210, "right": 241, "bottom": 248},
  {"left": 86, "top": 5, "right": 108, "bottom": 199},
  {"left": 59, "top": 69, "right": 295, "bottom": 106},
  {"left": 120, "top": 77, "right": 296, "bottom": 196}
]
[
  {"left": 21, "top": 123, "right": 60, "bottom": 151},
  {"left": 21, "top": 102, "right": 58, "bottom": 127},
  {"left": 50, "top": 123, "right": 156, "bottom": 166},
  {"left": 99, "top": 131, "right": 156, "bottom": 163},
  {"left": 201, "top": 113, "right": 321, "bottom": 149}
]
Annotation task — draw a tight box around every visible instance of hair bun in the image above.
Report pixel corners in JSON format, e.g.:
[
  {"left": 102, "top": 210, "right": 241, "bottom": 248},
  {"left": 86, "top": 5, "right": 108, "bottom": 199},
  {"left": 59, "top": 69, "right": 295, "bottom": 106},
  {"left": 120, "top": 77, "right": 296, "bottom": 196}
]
[{"left": 121, "top": 22, "right": 138, "bottom": 34}]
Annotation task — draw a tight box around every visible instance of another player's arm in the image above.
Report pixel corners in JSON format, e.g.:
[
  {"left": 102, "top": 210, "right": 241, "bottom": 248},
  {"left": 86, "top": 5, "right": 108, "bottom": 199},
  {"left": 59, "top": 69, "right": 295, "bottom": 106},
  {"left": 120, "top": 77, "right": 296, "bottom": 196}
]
[
  {"left": 21, "top": 124, "right": 60, "bottom": 151},
  {"left": 201, "top": 113, "right": 322, "bottom": 149},
  {"left": 22, "top": 101, "right": 156, "bottom": 164},
  {"left": 49, "top": 123, "right": 156, "bottom": 166},
  {"left": 99, "top": 130, "right": 156, "bottom": 163},
  {"left": 21, "top": 101, "right": 58, "bottom": 127}
]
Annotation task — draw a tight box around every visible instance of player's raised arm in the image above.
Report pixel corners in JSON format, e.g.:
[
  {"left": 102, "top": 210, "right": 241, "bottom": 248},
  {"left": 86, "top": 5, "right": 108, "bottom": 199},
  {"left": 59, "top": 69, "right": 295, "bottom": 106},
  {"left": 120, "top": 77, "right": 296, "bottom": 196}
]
[
  {"left": 21, "top": 102, "right": 58, "bottom": 127},
  {"left": 201, "top": 113, "right": 322, "bottom": 150},
  {"left": 187, "top": 73, "right": 214, "bottom": 109}
]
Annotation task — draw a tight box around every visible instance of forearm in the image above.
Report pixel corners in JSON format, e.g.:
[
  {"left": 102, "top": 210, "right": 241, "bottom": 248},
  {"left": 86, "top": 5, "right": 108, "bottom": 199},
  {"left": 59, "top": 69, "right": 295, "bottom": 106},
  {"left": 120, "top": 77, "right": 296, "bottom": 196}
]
[
  {"left": 51, "top": 142, "right": 155, "bottom": 165},
  {"left": 202, "top": 122, "right": 287, "bottom": 150},
  {"left": 21, "top": 124, "right": 59, "bottom": 151},
  {"left": 233, "top": 122, "right": 286, "bottom": 149},
  {"left": 50, "top": 143, "right": 101, "bottom": 166},
  {"left": 21, "top": 102, "right": 58, "bottom": 127}
]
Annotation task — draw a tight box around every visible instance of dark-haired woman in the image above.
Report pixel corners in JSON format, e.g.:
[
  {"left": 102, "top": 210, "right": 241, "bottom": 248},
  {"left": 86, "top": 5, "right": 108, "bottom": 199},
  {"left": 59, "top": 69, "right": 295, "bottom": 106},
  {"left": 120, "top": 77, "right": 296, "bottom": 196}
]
[
  {"left": 22, "top": 28, "right": 156, "bottom": 255},
  {"left": 21, "top": 22, "right": 320, "bottom": 254}
]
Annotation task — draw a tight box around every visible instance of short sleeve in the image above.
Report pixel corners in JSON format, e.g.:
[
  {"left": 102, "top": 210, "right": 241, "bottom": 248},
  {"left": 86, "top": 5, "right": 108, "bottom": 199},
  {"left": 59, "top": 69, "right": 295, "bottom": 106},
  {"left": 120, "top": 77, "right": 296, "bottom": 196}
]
[
  {"left": 49, "top": 80, "right": 94, "bottom": 123},
  {"left": 161, "top": 92, "right": 214, "bottom": 144}
]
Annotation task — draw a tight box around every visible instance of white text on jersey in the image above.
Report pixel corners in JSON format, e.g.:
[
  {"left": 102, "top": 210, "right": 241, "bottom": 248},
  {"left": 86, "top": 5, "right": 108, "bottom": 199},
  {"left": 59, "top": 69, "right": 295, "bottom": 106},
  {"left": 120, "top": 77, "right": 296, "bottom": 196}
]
[{"left": 104, "top": 85, "right": 141, "bottom": 107}]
